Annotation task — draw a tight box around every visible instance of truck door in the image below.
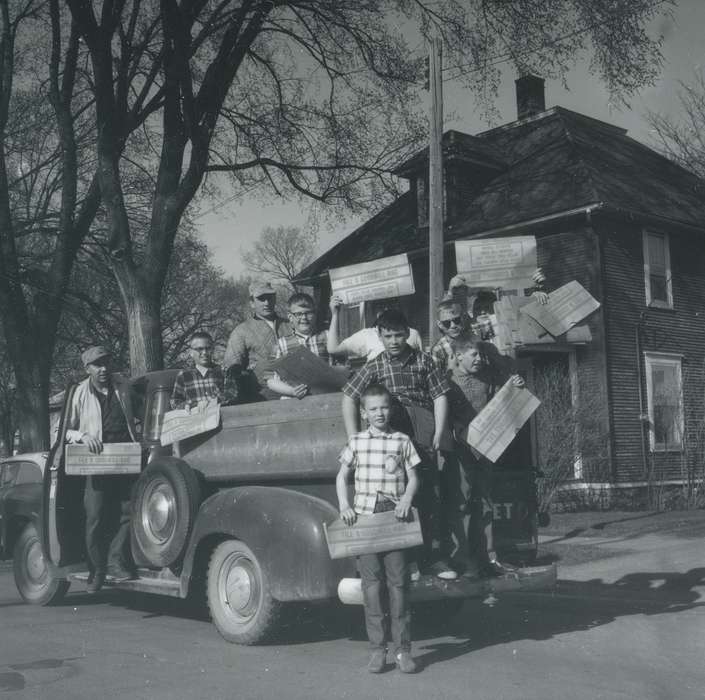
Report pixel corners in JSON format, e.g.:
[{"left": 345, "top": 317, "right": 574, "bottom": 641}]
[{"left": 42, "top": 383, "right": 86, "bottom": 567}]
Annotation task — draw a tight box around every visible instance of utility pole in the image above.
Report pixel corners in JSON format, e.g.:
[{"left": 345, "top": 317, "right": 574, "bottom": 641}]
[{"left": 427, "top": 35, "right": 444, "bottom": 345}]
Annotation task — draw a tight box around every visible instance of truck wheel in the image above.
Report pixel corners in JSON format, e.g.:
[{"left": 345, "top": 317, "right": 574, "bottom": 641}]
[
  {"left": 206, "top": 539, "right": 281, "bottom": 645},
  {"left": 132, "top": 460, "right": 201, "bottom": 568},
  {"left": 13, "top": 523, "right": 69, "bottom": 605}
]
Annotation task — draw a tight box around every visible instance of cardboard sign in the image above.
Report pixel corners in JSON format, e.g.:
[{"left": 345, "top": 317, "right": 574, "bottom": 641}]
[
  {"left": 268, "top": 346, "right": 349, "bottom": 394},
  {"left": 160, "top": 402, "right": 220, "bottom": 446},
  {"left": 520, "top": 280, "right": 600, "bottom": 337},
  {"left": 65, "top": 442, "right": 142, "bottom": 476},
  {"left": 329, "top": 254, "right": 415, "bottom": 305},
  {"left": 466, "top": 380, "right": 541, "bottom": 463},
  {"left": 455, "top": 236, "right": 537, "bottom": 290},
  {"left": 324, "top": 508, "right": 423, "bottom": 559}
]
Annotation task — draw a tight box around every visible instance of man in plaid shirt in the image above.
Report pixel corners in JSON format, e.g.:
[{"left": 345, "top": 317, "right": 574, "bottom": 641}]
[
  {"left": 276, "top": 292, "right": 332, "bottom": 363},
  {"left": 341, "top": 309, "right": 456, "bottom": 580},
  {"left": 336, "top": 384, "right": 420, "bottom": 674},
  {"left": 171, "top": 332, "right": 237, "bottom": 409}
]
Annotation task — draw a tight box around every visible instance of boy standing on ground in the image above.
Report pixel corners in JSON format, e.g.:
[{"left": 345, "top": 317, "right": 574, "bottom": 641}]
[
  {"left": 336, "top": 384, "right": 420, "bottom": 674},
  {"left": 341, "top": 309, "right": 456, "bottom": 580}
]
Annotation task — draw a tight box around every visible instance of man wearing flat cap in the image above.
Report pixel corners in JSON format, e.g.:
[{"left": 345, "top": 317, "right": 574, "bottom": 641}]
[
  {"left": 223, "top": 282, "right": 291, "bottom": 401},
  {"left": 65, "top": 346, "right": 139, "bottom": 593}
]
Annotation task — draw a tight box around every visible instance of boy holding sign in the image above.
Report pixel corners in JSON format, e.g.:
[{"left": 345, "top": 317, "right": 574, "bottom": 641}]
[
  {"left": 336, "top": 384, "right": 420, "bottom": 674},
  {"left": 447, "top": 334, "right": 526, "bottom": 577}
]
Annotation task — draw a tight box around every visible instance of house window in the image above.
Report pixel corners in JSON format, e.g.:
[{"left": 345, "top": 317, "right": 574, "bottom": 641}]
[
  {"left": 644, "top": 352, "right": 683, "bottom": 451},
  {"left": 643, "top": 230, "right": 673, "bottom": 308}
]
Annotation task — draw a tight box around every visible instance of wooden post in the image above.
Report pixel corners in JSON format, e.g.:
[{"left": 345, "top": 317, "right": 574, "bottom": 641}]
[{"left": 428, "top": 36, "right": 444, "bottom": 345}]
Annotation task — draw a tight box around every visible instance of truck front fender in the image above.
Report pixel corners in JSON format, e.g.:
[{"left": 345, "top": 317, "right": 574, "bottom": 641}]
[{"left": 180, "top": 486, "right": 356, "bottom": 601}]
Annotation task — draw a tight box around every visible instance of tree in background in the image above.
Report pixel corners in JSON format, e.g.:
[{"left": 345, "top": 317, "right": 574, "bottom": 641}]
[
  {"left": 0, "top": 333, "right": 16, "bottom": 456},
  {"left": 63, "top": 0, "right": 670, "bottom": 377},
  {"left": 242, "top": 226, "right": 317, "bottom": 292},
  {"left": 647, "top": 69, "right": 705, "bottom": 178}
]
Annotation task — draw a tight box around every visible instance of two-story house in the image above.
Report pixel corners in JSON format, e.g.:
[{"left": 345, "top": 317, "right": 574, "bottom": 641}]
[{"left": 296, "top": 76, "right": 705, "bottom": 497}]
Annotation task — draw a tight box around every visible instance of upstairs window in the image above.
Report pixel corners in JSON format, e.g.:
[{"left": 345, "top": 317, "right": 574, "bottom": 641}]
[
  {"left": 643, "top": 230, "right": 673, "bottom": 308},
  {"left": 644, "top": 352, "right": 683, "bottom": 451}
]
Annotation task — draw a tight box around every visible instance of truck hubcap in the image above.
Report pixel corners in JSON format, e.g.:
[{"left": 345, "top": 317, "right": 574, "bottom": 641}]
[
  {"left": 26, "top": 540, "right": 47, "bottom": 585},
  {"left": 221, "top": 553, "right": 259, "bottom": 619},
  {"left": 142, "top": 479, "right": 176, "bottom": 545}
]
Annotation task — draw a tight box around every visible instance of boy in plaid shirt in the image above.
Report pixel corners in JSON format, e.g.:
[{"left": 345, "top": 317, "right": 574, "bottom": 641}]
[
  {"left": 171, "top": 332, "right": 237, "bottom": 409},
  {"left": 336, "top": 384, "right": 420, "bottom": 674}
]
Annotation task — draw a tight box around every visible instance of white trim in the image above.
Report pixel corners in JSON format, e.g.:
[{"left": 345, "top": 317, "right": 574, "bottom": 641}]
[
  {"left": 643, "top": 352, "right": 684, "bottom": 452},
  {"left": 568, "top": 350, "right": 583, "bottom": 479},
  {"left": 558, "top": 478, "right": 699, "bottom": 491},
  {"left": 642, "top": 229, "right": 673, "bottom": 308}
]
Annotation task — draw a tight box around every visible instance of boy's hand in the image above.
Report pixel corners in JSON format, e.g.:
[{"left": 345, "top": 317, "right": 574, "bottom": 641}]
[
  {"left": 510, "top": 374, "right": 525, "bottom": 388},
  {"left": 340, "top": 507, "right": 357, "bottom": 526},
  {"left": 432, "top": 430, "right": 443, "bottom": 451},
  {"left": 290, "top": 383, "right": 309, "bottom": 399},
  {"left": 532, "top": 290, "right": 549, "bottom": 305},
  {"left": 394, "top": 498, "right": 413, "bottom": 520},
  {"left": 449, "top": 274, "right": 468, "bottom": 291},
  {"left": 532, "top": 267, "right": 546, "bottom": 286},
  {"left": 329, "top": 294, "right": 344, "bottom": 313}
]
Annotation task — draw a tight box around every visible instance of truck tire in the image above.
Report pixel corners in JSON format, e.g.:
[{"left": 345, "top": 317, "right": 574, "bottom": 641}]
[
  {"left": 207, "top": 539, "right": 281, "bottom": 645},
  {"left": 13, "top": 523, "right": 70, "bottom": 605},
  {"left": 132, "top": 460, "right": 201, "bottom": 568}
]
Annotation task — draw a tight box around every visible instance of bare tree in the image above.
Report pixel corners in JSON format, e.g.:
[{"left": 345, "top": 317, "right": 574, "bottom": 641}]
[
  {"left": 646, "top": 69, "right": 705, "bottom": 179},
  {"left": 242, "top": 225, "right": 317, "bottom": 291},
  {"left": 61, "top": 0, "right": 670, "bottom": 377}
]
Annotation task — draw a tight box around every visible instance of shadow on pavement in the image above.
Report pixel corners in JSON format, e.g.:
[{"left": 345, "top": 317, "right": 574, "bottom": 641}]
[{"left": 55, "top": 567, "right": 705, "bottom": 667}]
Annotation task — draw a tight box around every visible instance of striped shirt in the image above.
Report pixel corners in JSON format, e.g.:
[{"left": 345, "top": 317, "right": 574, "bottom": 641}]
[
  {"left": 339, "top": 428, "right": 421, "bottom": 515},
  {"left": 170, "top": 366, "right": 234, "bottom": 409},
  {"left": 342, "top": 347, "right": 450, "bottom": 411},
  {"left": 277, "top": 329, "right": 332, "bottom": 365}
]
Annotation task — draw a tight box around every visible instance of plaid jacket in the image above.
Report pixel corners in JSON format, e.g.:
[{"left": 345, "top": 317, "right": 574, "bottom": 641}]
[
  {"left": 342, "top": 347, "right": 450, "bottom": 411},
  {"left": 339, "top": 428, "right": 421, "bottom": 514},
  {"left": 170, "top": 366, "right": 235, "bottom": 409},
  {"left": 277, "top": 329, "right": 332, "bottom": 365}
]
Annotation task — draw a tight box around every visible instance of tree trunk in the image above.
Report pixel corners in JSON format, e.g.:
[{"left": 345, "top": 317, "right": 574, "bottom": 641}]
[
  {"left": 15, "top": 384, "right": 50, "bottom": 453},
  {"left": 112, "top": 259, "right": 164, "bottom": 375}
]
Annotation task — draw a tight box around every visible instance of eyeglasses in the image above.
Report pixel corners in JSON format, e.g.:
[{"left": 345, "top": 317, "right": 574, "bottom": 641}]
[
  {"left": 290, "top": 311, "right": 314, "bottom": 319},
  {"left": 191, "top": 346, "right": 213, "bottom": 354},
  {"left": 440, "top": 316, "right": 464, "bottom": 330},
  {"left": 254, "top": 295, "right": 275, "bottom": 302}
]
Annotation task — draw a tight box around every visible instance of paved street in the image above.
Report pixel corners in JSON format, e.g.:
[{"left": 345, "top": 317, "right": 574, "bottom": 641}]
[{"left": 1, "top": 527, "right": 704, "bottom": 700}]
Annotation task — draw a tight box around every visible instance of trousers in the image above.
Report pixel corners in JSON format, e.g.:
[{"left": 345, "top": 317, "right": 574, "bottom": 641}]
[{"left": 84, "top": 474, "right": 136, "bottom": 574}]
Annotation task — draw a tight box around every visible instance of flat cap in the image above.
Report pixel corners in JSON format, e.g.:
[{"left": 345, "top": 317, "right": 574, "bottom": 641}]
[
  {"left": 81, "top": 345, "right": 111, "bottom": 366},
  {"left": 249, "top": 281, "right": 276, "bottom": 297}
]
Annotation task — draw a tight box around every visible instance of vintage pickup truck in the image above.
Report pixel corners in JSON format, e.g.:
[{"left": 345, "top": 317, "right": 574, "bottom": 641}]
[{"left": 1, "top": 371, "right": 555, "bottom": 645}]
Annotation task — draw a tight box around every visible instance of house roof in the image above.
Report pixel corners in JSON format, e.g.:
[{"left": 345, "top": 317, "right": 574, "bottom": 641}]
[{"left": 297, "top": 107, "right": 705, "bottom": 282}]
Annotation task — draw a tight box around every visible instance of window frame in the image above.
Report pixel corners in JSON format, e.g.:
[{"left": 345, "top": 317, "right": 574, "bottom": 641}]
[
  {"left": 642, "top": 229, "right": 673, "bottom": 309},
  {"left": 643, "top": 351, "right": 684, "bottom": 452}
]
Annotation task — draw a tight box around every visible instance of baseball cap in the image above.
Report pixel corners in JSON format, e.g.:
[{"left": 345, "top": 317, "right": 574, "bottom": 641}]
[
  {"left": 81, "top": 345, "right": 111, "bottom": 366},
  {"left": 249, "top": 282, "right": 276, "bottom": 298}
]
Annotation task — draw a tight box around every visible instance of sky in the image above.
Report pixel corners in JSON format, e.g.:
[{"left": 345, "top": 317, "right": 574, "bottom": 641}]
[{"left": 197, "top": 0, "right": 705, "bottom": 281}]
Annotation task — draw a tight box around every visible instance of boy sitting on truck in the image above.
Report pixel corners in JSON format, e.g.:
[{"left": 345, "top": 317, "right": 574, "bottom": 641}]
[
  {"left": 447, "top": 333, "right": 526, "bottom": 577},
  {"left": 341, "top": 309, "right": 456, "bottom": 580},
  {"left": 171, "top": 331, "right": 237, "bottom": 409},
  {"left": 336, "top": 383, "right": 420, "bottom": 674}
]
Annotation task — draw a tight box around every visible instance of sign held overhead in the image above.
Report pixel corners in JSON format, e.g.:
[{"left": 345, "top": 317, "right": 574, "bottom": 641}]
[
  {"left": 455, "top": 236, "right": 537, "bottom": 291},
  {"left": 329, "top": 254, "right": 415, "bottom": 305},
  {"left": 520, "top": 280, "right": 600, "bottom": 337}
]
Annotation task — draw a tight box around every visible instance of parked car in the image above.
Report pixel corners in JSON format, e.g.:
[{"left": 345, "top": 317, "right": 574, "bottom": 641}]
[{"left": 1, "top": 371, "right": 555, "bottom": 644}]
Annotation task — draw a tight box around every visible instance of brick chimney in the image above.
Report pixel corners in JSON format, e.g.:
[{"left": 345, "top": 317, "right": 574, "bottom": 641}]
[{"left": 515, "top": 74, "right": 545, "bottom": 120}]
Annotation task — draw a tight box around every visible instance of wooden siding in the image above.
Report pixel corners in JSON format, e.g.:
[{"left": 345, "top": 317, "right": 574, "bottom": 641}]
[{"left": 599, "top": 220, "right": 705, "bottom": 482}]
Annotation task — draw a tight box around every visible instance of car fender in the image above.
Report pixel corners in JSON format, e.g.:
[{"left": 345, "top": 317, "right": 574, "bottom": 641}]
[
  {"left": 180, "top": 486, "right": 356, "bottom": 601},
  {"left": 0, "top": 483, "right": 42, "bottom": 559}
]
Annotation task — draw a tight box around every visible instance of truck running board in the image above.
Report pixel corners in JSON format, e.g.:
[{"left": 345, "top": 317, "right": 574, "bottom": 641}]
[
  {"left": 69, "top": 568, "right": 182, "bottom": 598},
  {"left": 337, "top": 563, "right": 557, "bottom": 605}
]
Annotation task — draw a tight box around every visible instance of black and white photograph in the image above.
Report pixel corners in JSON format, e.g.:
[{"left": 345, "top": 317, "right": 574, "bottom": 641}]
[{"left": 0, "top": 1, "right": 703, "bottom": 698}]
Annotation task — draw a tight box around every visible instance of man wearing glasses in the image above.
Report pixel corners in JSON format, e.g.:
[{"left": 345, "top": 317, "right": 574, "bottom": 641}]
[
  {"left": 171, "top": 331, "right": 237, "bottom": 409},
  {"left": 223, "top": 282, "right": 291, "bottom": 401}
]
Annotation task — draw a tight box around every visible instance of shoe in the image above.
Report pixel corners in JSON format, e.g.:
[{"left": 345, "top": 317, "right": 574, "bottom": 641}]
[
  {"left": 106, "top": 566, "right": 137, "bottom": 583},
  {"left": 426, "top": 560, "right": 458, "bottom": 581},
  {"left": 482, "top": 559, "right": 518, "bottom": 578},
  {"left": 395, "top": 652, "right": 417, "bottom": 674},
  {"left": 87, "top": 572, "right": 105, "bottom": 594},
  {"left": 367, "top": 649, "right": 387, "bottom": 674},
  {"left": 409, "top": 562, "right": 421, "bottom": 583}
]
